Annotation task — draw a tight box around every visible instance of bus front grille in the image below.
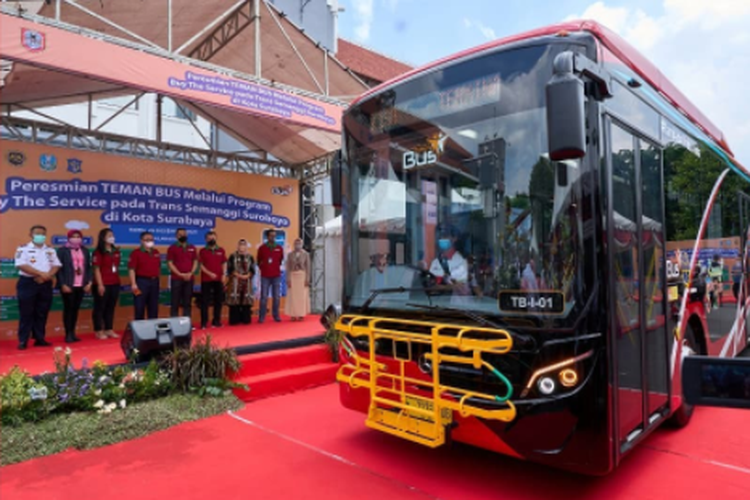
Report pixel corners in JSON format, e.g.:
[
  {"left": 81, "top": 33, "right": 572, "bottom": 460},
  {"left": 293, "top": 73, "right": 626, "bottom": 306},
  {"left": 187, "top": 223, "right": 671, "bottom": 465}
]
[{"left": 334, "top": 314, "right": 517, "bottom": 448}]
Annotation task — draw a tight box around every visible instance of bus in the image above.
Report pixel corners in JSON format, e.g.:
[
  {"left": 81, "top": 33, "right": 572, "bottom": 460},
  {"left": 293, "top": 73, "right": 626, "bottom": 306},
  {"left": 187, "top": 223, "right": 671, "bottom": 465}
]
[{"left": 327, "top": 20, "right": 750, "bottom": 475}]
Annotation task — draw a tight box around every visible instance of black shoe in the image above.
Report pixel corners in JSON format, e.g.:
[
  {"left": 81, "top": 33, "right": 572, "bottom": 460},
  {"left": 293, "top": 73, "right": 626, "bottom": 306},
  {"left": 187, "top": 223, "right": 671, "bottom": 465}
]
[
  {"left": 212, "top": 322, "right": 222, "bottom": 328},
  {"left": 273, "top": 318, "right": 282, "bottom": 323},
  {"left": 200, "top": 324, "right": 208, "bottom": 330},
  {"left": 65, "top": 336, "right": 81, "bottom": 343},
  {"left": 34, "top": 340, "right": 52, "bottom": 347},
  {"left": 18, "top": 343, "right": 27, "bottom": 350}
]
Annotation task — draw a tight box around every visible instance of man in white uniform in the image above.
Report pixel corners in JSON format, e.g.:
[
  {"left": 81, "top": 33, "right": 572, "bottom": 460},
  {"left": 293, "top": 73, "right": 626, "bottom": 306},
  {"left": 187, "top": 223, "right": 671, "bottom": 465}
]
[{"left": 14, "top": 225, "right": 61, "bottom": 350}]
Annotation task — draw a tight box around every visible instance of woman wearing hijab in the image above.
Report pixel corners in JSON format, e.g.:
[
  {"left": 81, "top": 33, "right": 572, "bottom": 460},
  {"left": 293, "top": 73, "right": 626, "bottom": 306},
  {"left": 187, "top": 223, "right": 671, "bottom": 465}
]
[
  {"left": 56, "top": 229, "right": 93, "bottom": 343},
  {"left": 226, "top": 239, "right": 256, "bottom": 325},
  {"left": 285, "top": 238, "right": 310, "bottom": 321}
]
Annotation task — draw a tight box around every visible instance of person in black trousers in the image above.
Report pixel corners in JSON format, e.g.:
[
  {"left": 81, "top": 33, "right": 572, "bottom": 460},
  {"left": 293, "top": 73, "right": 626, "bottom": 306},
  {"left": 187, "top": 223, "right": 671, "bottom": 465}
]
[
  {"left": 199, "top": 231, "right": 227, "bottom": 329},
  {"left": 92, "top": 228, "right": 122, "bottom": 339},
  {"left": 167, "top": 228, "right": 198, "bottom": 318},
  {"left": 128, "top": 231, "right": 161, "bottom": 320},
  {"left": 14, "top": 225, "right": 60, "bottom": 350},
  {"left": 56, "top": 229, "right": 93, "bottom": 343}
]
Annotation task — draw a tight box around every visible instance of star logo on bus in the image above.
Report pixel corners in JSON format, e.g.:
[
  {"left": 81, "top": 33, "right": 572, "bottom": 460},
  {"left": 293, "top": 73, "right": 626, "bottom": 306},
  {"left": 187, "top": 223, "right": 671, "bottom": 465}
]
[{"left": 426, "top": 132, "right": 448, "bottom": 155}]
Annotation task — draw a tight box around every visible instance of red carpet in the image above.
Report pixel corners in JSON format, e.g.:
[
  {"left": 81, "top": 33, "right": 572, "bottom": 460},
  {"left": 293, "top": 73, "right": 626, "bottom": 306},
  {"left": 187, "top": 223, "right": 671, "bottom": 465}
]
[
  {"left": 2, "top": 384, "right": 749, "bottom": 500},
  {"left": 0, "top": 315, "right": 322, "bottom": 375}
]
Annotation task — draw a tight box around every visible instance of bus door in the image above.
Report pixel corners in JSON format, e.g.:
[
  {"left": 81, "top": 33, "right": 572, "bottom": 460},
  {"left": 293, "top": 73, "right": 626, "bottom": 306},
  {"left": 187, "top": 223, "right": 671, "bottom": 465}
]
[
  {"left": 738, "top": 192, "right": 750, "bottom": 331},
  {"left": 605, "top": 118, "right": 670, "bottom": 453}
]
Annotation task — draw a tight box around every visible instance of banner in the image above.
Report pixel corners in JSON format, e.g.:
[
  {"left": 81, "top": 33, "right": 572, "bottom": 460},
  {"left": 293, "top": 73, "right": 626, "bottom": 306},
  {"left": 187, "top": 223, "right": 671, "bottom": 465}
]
[
  {"left": 0, "top": 140, "right": 299, "bottom": 340},
  {"left": 0, "top": 13, "right": 342, "bottom": 133}
]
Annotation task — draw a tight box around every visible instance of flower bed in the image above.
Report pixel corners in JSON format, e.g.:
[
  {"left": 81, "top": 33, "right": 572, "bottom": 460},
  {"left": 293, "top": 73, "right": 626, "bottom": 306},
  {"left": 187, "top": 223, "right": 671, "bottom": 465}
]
[{"left": 0, "top": 335, "right": 248, "bottom": 428}]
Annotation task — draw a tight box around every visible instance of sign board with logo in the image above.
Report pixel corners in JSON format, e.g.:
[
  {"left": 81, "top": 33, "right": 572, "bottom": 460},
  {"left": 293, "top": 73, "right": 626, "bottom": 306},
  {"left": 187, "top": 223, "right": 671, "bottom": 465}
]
[{"left": 0, "top": 140, "right": 300, "bottom": 339}]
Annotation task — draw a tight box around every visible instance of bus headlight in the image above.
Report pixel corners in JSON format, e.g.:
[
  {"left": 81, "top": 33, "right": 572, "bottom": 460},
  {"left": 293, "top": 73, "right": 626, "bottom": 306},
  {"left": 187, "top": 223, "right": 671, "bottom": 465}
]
[
  {"left": 559, "top": 368, "right": 578, "bottom": 388},
  {"left": 538, "top": 377, "right": 556, "bottom": 395},
  {"left": 521, "top": 350, "right": 594, "bottom": 397}
]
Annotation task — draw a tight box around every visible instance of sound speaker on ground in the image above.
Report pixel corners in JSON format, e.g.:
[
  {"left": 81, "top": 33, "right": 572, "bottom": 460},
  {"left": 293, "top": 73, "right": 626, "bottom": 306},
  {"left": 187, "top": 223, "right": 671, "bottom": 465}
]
[{"left": 121, "top": 317, "right": 192, "bottom": 362}]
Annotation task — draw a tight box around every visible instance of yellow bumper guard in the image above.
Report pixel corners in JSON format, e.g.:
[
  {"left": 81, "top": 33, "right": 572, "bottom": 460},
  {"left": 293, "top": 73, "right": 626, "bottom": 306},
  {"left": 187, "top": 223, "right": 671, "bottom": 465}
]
[{"left": 335, "top": 314, "right": 517, "bottom": 447}]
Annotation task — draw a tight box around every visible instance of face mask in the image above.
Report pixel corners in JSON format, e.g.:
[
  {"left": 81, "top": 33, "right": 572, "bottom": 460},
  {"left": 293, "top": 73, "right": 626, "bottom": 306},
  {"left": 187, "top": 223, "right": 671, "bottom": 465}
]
[
  {"left": 207, "top": 239, "right": 216, "bottom": 246},
  {"left": 178, "top": 236, "right": 188, "bottom": 243},
  {"left": 438, "top": 238, "right": 451, "bottom": 251},
  {"left": 32, "top": 234, "right": 46, "bottom": 245},
  {"left": 68, "top": 237, "right": 82, "bottom": 248},
  {"left": 143, "top": 241, "right": 155, "bottom": 249},
  {"left": 106, "top": 236, "right": 116, "bottom": 245}
]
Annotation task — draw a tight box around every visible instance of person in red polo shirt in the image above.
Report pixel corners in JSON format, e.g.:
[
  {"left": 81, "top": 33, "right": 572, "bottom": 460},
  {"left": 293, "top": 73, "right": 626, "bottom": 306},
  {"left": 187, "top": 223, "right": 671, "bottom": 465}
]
[
  {"left": 128, "top": 231, "right": 161, "bottom": 320},
  {"left": 92, "top": 228, "right": 121, "bottom": 339},
  {"left": 257, "top": 229, "right": 284, "bottom": 323},
  {"left": 199, "top": 230, "right": 227, "bottom": 329},
  {"left": 167, "top": 228, "right": 197, "bottom": 319}
]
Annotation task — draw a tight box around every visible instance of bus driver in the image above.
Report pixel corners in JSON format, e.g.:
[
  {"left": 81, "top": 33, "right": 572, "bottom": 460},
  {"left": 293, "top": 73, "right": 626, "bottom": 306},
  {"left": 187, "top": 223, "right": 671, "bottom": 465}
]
[{"left": 429, "top": 227, "right": 468, "bottom": 285}]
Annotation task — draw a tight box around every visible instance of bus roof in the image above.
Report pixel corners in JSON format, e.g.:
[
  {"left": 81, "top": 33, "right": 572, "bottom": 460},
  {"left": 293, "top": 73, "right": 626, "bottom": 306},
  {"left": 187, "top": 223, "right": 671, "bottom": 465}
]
[{"left": 352, "top": 20, "right": 733, "bottom": 158}]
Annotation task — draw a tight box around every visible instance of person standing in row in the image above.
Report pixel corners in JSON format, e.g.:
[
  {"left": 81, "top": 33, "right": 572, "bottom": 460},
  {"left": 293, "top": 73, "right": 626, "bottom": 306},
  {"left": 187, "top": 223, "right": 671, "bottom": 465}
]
[
  {"left": 285, "top": 238, "right": 310, "bottom": 321},
  {"left": 128, "top": 231, "right": 161, "bottom": 320},
  {"left": 92, "top": 228, "right": 121, "bottom": 339},
  {"left": 257, "top": 229, "right": 283, "bottom": 323},
  {"left": 56, "top": 229, "right": 92, "bottom": 343},
  {"left": 226, "top": 239, "right": 256, "bottom": 325},
  {"left": 167, "top": 228, "right": 197, "bottom": 319},
  {"left": 14, "top": 225, "right": 60, "bottom": 350},
  {"left": 199, "top": 231, "right": 227, "bottom": 329}
]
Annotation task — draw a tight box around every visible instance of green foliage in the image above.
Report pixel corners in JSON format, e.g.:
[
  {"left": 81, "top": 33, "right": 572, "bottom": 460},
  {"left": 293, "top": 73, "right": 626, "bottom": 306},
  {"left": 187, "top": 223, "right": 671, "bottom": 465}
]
[
  {"left": 0, "top": 367, "right": 50, "bottom": 426},
  {"left": 1, "top": 338, "right": 244, "bottom": 429},
  {"left": 191, "top": 378, "right": 249, "bottom": 398},
  {"left": 664, "top": 143, "right": 750, "bottom": 243},
  {"left": 1, "top": 393, "right": 243, "bottom": 466},
  {"left": 164, "top": 335, "right": 242, "bottom": 393},
  {"left": 322, "top": 308, "right": 342, "bottom": 362}
]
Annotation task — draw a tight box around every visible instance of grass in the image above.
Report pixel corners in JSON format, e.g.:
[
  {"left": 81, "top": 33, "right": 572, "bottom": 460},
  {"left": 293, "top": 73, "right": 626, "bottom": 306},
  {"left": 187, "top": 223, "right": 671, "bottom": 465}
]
[{"left": 1, "top": 394, "right": 244, "bottom": 466}]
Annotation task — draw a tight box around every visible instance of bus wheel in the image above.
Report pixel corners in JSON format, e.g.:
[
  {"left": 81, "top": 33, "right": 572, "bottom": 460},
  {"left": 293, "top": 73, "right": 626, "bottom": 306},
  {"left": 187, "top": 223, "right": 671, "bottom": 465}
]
[{"left": 669, "top": 324, "right": 699, "bottom": 428}]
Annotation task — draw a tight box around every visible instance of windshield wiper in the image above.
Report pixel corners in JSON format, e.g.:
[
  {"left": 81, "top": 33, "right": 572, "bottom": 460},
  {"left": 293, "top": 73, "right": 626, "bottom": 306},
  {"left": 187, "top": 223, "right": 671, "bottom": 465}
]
[
  {"left": 405, "top": 302, "right": 536, "bottom": 349},
  {"left": 360, "top": 287, "right": 433, "bottom": 312}
]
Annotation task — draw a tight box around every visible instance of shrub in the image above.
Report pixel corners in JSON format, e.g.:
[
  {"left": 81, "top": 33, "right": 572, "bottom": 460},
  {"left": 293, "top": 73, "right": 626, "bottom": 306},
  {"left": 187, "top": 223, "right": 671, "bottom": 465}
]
[
  {"left": 163, "top": 335, "right": 242, "bottom": 393},
  {"left": 0, "top": 367, "right": 50, "bottom": 426}
]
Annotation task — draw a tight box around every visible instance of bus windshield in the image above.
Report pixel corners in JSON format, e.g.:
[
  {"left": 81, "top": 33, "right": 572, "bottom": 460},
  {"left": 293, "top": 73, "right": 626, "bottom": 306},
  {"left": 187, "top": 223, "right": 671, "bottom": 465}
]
[{"left": 341, "top": 42, "right": 590, "bottom": 326}]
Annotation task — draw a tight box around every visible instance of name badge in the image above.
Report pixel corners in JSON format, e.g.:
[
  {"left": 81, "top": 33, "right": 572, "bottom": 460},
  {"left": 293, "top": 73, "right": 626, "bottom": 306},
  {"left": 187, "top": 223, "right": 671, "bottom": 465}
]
[
  {"left": 268, "top": 258, "right": 273, "bottom": 264},
  {"left": 112, "top": 264, "right": 117, "bottom": 274}
]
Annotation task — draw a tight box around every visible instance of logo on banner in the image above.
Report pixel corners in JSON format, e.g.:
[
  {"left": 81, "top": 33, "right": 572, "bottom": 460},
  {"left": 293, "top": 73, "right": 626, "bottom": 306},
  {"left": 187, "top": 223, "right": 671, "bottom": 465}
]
[
  {"left": 21, "top": 29, "right": 46, "bottom": 52},
  {"left": 39, "top": 154, "right": 57, "bottom": 172},
  {"left": 67, "top": 158, "right": 83, "bottom": 174},
  {"left": 271, "top": 185, "right": 293, "bottom": 196},
  {"left": 6, "top": 151, "right": 26, "bottom": 167}
]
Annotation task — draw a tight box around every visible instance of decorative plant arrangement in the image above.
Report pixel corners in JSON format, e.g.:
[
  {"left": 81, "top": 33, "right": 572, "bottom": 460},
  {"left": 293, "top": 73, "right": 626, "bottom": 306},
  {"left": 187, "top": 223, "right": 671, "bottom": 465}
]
[{"left": 0, "top": 337, "right": 248, "bottom": 465}]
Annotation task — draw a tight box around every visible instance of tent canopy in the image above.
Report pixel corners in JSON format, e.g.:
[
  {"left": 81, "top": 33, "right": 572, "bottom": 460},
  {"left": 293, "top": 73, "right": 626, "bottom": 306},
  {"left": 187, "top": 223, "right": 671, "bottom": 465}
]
[{"left": 1, "top": 1, "right": 369, "bottom": 165}]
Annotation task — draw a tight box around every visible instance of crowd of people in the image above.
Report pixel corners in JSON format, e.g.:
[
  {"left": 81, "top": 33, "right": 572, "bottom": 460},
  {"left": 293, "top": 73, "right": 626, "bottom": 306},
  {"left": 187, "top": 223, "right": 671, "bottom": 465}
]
[{"left": 12, "top": 225, "right": 310, "bottom": 350}]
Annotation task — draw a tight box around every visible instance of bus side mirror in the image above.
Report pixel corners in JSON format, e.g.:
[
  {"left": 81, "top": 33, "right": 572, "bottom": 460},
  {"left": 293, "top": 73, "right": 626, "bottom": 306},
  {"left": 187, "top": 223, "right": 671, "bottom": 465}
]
[
  {"left": 683, "top": 356, "right": 750, "bottom": 409},
  {"left": 331, "top": 150, "right": 344, "bottom": 208},
  {"left": 546, "top": 52, "right": 586, "bottom": 162}
]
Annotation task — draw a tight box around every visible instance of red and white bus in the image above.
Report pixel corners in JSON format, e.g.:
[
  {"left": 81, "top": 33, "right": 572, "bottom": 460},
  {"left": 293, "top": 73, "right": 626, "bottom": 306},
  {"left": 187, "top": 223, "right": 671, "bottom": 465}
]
[{"left": 328, "top": 20, "right": 750, "bottom": 474}]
